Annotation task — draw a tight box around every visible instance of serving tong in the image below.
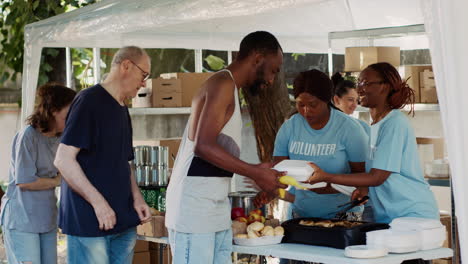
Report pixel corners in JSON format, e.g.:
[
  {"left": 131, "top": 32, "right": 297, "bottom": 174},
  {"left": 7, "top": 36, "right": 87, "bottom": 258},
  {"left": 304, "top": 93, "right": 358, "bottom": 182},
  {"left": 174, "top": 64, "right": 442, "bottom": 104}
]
[{"left": 334, "top": 196, "right": 369, "bottom": 220}]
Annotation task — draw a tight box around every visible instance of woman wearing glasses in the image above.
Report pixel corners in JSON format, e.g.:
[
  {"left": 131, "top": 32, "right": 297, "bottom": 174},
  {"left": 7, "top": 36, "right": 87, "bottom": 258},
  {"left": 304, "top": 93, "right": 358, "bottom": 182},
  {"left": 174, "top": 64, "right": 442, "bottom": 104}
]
[{"left": 306, "top": 62, "right": 439, "bottom": 227}]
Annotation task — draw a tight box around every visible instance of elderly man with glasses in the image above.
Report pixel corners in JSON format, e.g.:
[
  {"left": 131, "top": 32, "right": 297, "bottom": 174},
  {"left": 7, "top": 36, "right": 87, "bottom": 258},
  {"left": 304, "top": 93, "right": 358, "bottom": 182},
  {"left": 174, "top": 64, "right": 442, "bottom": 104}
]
[{"left": 54, "top": 46, "right": 152, "bottom": 264}]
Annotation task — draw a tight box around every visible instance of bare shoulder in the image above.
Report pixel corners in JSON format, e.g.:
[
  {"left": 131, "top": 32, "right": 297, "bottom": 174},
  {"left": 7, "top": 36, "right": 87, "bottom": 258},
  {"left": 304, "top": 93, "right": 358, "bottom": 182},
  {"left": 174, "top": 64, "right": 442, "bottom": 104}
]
[{"left": 203, "top": 71, "right": 236, "bottom": 97}]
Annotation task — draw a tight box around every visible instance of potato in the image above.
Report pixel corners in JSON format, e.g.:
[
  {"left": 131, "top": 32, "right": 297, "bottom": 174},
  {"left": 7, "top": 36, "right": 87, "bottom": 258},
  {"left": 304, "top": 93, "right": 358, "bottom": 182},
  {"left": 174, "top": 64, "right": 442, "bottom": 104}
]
[{"left": 274, "top": 226, "right": 284, "bottom": 236}]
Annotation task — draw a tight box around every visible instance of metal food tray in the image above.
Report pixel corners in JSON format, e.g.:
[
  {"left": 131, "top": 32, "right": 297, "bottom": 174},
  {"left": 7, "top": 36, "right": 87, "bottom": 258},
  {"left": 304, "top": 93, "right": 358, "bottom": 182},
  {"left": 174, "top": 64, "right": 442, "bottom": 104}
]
[{"left": 281, "top": 217, "right": 389, "bottom": 249}]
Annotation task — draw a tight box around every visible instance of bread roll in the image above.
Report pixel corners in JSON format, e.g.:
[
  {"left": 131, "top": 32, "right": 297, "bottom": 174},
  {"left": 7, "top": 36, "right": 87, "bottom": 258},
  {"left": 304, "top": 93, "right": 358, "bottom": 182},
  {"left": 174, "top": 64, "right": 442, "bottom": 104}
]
[
  {"left": 274, "top": 226, "right": 284, "bottom": 236},
  {"left": 235, "top": 234, "right": 248, "bottom": 239},
  {"left": 261, "top": 226, "right": 275, "bottom": 236},
  {"left": 247, "top": 230, "right": 260, "bottom": 239},
  {"left": 247, "top": 221, "right": 264, "bottom": 232}
]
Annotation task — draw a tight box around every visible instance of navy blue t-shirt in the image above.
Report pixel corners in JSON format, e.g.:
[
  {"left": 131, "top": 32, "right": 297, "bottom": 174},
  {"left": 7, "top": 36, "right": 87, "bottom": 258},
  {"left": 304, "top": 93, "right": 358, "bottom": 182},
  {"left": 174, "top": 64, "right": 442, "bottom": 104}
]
[{"left": 59, "top": 84, "right": 140, "bottom": 237}]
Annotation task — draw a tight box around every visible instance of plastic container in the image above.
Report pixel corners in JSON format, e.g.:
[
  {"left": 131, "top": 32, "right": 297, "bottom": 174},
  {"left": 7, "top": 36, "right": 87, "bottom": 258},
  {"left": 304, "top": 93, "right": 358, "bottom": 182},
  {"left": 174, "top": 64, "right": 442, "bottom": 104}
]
[
  {"left": 344, "top": 245, "right": 388, "bottom": 259},
  {"left": 273, "top": 160, "right": 326, "bottom": 189}
]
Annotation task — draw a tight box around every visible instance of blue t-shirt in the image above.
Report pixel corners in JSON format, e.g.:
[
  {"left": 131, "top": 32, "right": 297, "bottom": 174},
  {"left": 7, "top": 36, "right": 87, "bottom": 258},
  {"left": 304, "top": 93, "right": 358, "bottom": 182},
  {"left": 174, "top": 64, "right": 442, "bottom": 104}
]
[
  {"left": 59, "top": 84, "right": 140, "bottom": 237},
  {"left": 367, "top": 110, "right": 439, "bottom": 223},
  {"left": 355, "top": 118, "right": 370, "bottom": 136},
  {"left": 274, "top": 109, "right": 368, "bottom": 218}
]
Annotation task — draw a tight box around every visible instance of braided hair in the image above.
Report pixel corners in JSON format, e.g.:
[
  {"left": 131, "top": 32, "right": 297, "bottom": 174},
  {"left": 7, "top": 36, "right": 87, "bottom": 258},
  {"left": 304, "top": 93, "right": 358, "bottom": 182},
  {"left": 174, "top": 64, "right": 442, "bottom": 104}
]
[{"left": 365, "top": 62, "right": 415, "bottom": 115}]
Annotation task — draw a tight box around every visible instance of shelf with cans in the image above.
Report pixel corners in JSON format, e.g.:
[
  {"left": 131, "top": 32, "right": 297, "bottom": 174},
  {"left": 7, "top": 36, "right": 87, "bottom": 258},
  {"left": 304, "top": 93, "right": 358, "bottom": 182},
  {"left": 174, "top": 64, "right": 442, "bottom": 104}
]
[{"left": 133, "top": 145, "right": 170, "bottom": 212}]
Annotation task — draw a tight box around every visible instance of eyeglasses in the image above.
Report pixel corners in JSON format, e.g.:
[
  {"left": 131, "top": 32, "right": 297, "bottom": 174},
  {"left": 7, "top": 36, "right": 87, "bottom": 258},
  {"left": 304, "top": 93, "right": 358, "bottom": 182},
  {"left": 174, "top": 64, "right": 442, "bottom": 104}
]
[
  {"left": 129, "top": 60, "right": 150, "bottom": 82},
  {"left": 357, "top": 81, "right": 384, "bottom": 88}
]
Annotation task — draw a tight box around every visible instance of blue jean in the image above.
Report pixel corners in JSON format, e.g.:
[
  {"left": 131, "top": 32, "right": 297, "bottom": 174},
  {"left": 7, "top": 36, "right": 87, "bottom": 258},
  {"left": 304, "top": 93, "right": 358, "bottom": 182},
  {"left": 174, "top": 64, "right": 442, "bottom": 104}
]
[
  {"left": 67, "top": 227, "right": 136, "bottom": 264},
  {"left": 3, "top": 227, "right": 57, "bottom": 264},
  {"left": 168, "top": 228, "right": 232, "bottom": 264}
]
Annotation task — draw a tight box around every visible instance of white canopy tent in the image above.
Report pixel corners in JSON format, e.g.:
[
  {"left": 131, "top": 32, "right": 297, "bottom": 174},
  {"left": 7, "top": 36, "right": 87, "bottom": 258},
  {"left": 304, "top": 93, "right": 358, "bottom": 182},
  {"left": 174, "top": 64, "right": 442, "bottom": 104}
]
[{"left": 20, "top": 0, "right": 467, "bottom": 261}]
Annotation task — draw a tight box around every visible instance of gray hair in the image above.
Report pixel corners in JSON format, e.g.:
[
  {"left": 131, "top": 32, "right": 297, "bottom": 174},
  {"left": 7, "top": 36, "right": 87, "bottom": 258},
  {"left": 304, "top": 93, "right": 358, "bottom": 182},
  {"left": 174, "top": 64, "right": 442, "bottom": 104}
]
[{"left": 111, "top": 46, "right": 148, "bottom": 66}]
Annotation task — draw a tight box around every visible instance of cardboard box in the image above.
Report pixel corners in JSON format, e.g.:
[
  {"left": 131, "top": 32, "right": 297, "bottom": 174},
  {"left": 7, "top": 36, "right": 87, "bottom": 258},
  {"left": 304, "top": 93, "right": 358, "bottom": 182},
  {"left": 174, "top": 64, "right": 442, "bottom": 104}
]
[
  {"left": 134, "top": 240, "right": 150, "bottom": 253},
  {"left": 132, "top": 251, "right": 150, "bottom": 264},
  {"left": 345, "top": 47, "right": 400, "bottom": 72},
  {"left": 399, "top": 65, "right": 434, "bottom": 103},
  {"left": 153, "top": 72, "right": 214, "bottom": 107},
  {"left": 416, "top": 137, "right": 445, "bottom": 159},
  {"left": 153, "top": 91, "right": 182, "bottom": 107},
  {"left": 133, "top": 138, "right": 182, "bottom": 168},
  {"left": 137, "top": 216, "right": 168, "bottom": 237},
  {"left": 420, "top": 70, "right": 438, "bottom": 103}
]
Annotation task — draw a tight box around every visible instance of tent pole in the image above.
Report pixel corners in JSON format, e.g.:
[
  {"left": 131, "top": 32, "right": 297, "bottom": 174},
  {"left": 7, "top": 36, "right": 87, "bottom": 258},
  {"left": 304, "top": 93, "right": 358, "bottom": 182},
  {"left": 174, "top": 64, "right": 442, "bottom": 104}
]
[
  {"left": 93, "top": 48, "right": 101, "bottom": 83},
  {"left": 66, "top": 47, "right": 72, "bottom": 89},
  {"left": 195, "top": 49, "right": 203, "bottom": 73}
]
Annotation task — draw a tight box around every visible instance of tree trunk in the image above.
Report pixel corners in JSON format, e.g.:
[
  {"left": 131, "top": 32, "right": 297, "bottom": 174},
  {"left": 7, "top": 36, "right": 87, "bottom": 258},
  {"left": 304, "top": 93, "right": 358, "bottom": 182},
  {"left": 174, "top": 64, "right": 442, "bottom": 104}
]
[{"left": 242, "top": 70, "right": 293, "bottom": 163}]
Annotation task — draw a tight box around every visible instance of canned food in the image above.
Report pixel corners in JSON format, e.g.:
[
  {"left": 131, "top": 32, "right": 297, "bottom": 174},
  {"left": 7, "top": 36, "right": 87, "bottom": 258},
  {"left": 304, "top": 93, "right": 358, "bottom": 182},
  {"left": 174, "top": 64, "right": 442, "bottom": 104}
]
[
  {"left": 135, "top": 166, "right": 145, "bottom": 186},
  {"left": 149, "top": 166, "right": 159, "bottom": 186},
  {"left": 157, "top": 166, "right": 168, "bottom": 186},
  {"left": 157, "top": 146, "right": 169, "bottom": 167},
  {"left": 149, "top": 147, "right": 159, "bottom": 166}
]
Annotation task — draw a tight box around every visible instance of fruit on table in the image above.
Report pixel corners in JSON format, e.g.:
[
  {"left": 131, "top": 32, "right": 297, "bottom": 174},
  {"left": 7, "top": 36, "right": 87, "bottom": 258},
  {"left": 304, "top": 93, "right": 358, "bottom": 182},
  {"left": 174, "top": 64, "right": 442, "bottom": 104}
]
[
  {"left": 248, "top": 213, "right": 262, "bottom": 224},
  {"left": 235, "top": 216, "right": 248, "bottom": 223},
  {"left": 249, "top": 209, "right": 263, "bottom": 216},
  {"left": 279, "top": 176, "right": 307, "bottom": 190},
  {"left": 231, "top": 207, "right": 246, "bottom": 220}
]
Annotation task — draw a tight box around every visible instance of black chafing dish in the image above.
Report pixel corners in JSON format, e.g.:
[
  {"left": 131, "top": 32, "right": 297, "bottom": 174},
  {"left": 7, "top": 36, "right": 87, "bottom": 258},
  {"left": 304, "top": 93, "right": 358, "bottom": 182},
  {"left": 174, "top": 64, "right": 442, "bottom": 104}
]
[{"left": 281, "top": 217, "right": 389, "bottom": 249}]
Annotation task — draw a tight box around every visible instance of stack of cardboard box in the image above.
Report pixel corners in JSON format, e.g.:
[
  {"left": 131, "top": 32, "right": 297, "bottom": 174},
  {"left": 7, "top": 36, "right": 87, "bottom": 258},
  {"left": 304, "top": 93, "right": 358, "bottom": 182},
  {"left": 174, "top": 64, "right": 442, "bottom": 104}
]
[
  {"left": 151, "top": 72, "right": 214, "bottom": 107},
  {"left": 400, "top": 65, "right": 438, "bottom": 103}
]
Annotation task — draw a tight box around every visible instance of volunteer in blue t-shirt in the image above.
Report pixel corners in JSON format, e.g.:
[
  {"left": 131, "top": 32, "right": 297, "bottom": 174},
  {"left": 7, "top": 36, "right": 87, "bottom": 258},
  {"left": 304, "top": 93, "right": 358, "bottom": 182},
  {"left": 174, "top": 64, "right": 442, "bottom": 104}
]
[
  {"left": 255, "top": 69, "right": 369, "bottom": 221},
  {"left": 331, "top": 72, "right": 374, "bottom": 222},
  {"left": 307, "top": 62, "right": 439, "bottom": 225}
]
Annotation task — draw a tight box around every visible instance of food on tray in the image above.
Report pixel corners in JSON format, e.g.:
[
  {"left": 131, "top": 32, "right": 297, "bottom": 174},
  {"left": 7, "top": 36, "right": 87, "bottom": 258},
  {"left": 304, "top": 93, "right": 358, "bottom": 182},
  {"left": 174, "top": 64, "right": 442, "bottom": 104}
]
[
  {"left": 236, "top": 222, "right": 283, "bottom": 239},
  {"left": 274, "top": 226, "right": 284, "bottom": 236},
  {"left": 298, "top": 219, "right": 363, "bottom": 228}
]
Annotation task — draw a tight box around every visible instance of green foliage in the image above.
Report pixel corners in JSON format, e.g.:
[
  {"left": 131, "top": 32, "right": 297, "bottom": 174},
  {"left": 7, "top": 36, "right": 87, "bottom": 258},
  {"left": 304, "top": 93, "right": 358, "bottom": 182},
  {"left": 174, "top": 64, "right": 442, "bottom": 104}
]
[
  {"left": 291, "top": 53, "right": 305, "bottom": 61},
  {"left": 204, "top": 55, "right": 225, "bottom": 71},
  {"left": 0, "top": 0, "right": 96, "bottom": 85},
  {"left": 343, "top": 74, "right": 358, "bottom": 84}
]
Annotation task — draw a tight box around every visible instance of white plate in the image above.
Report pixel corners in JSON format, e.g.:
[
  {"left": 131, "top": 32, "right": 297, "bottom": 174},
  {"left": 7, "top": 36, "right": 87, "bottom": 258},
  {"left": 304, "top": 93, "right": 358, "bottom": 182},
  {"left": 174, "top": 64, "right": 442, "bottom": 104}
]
[{"left": 233, "top": 235, "right": 283, "bottom": 246}]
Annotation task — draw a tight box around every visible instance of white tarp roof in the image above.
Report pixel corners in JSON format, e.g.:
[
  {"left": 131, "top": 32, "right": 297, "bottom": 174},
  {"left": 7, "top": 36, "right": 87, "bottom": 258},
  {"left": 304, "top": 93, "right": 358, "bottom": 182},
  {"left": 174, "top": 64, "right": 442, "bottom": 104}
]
[{"left": 22, "top": 0, "right": 426, "bottom": 118}]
